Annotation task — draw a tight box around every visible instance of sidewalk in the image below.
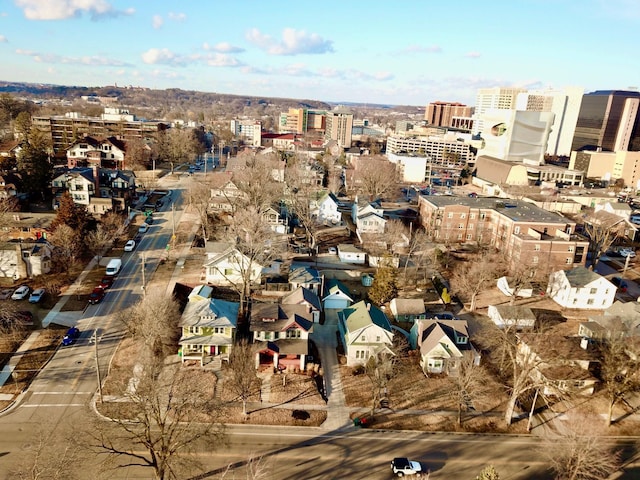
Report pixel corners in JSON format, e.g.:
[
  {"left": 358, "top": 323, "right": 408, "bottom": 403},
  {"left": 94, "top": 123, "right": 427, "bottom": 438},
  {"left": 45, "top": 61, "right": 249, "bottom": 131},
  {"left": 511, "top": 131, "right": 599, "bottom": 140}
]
[{"left": 0, "top": 331, "right": 41, "bottom": 395}]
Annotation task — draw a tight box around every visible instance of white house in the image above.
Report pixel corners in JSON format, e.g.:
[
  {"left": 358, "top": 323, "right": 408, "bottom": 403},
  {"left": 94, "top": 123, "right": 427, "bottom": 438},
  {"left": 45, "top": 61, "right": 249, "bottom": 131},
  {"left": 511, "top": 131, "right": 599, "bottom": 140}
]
[
  {"left": 51, "top": 168, "right": 96, "bottom": 206},
  {"left": 337, "top": 243, "right": 367, "bottom": 265},
  {"left": 352, "top": 197, "right": 386, "bottom": 235},
  {"left": 337, "top": 300, "right": 394, "bottom": 366},
  {"left": 262, "top": 206, "right": 287, "bottom": 234},
  {"left": 322, "top": 279, "right": 353, "bottom": 310},
  {"left": 311, "top": 190, "right": 342, "bottom": 225},
  {"left": 487, "top": 305, "right": 536, "bottom": 330},
  {"left": 0, "top": 240, "right": 52, "bottom": 279},
  {"left": 547, "top": 266, "right": 616, "bottom": 310},
  {"left": 203, "top": 242, "right": 263, "bottom": 288}
]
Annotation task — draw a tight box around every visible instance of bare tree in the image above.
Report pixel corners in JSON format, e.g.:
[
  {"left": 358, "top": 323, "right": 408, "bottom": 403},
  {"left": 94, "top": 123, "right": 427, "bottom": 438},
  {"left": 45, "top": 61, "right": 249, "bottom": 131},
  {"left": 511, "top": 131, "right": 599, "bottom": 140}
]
[
  {"left": 86, "top": 224, "right": 117, "bottom": 261},
  {"left": 403, "top": 227, "right": 429, "bottom": 283},
  {"left": 583, "top": 212, "right": 626, "bottom": 266},
  {"left": 284, "top": 160, "right": 321, "bottom": 245},
  {"left": 448, "top": 355, "right": 489, "bottom": 427},
  {"left": 232, "top": 153, "right": 284, "bottom": 213},
  {"left": 599, "top": 337, "right": 640, "bottom": 427},
  {"left": 540, "top": 412, "right": 621, "bottom": 480},
  {"left": 225, "top": 339, "right": 261, "bottom": 415},
  {"left": 450, "top": 251, "right": 505, "bottom": 312},
  {"left": 49, "top": 224, "right": 82, "bottom": 272},
  {"left": 0, "top": 196, "right": 19, "bottom": 230},
  {"left": 352, "top": 156, "right": 399, "bottom": 200},
  {"left": 90, "top": 360, "right": 224, "bottom": 480},
  {"left": 364, "top": 351, "right": 397, "bottom": 419},
  {"left": 186, "top": 179, "right": 215, "bottom": 243}
]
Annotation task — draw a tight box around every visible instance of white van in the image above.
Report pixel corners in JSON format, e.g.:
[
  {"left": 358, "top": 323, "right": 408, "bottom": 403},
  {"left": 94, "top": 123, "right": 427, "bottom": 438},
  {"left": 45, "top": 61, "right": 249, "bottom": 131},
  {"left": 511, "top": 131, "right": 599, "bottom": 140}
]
[{"left": 105, "top": 258, "right": 122, "bottom": 276}]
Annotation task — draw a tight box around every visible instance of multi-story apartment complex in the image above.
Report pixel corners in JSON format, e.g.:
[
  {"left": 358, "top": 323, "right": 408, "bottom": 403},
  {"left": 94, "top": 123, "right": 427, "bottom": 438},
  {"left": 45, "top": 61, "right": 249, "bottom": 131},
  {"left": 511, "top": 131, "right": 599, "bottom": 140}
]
[
  {"left": 570, "top": 149, "right": 640, "bottom": 188},
  {"left": 515, "top": 87, "right": 584, "bottom": 157},
  {"left": 571, "top": 90, "right": 640, "bottom": 153},
  {"left": 32, "top": 107, "right": 167, "bottom": 157},
  {"left": 425, "top": 101, "right": 473, "bottom": 128},
  {"left": 418, "top": 196, "right": 588, "bottom": 276},
  {"left": 278, "top": 108, "right": 326, "bottom": 134},
  {"left": 324, "top": 108, "right": 353, "bottom": 149},
  {"left": 386, "top": 132, "right": 475, "bottom": 164},
  {"left": 473, "top": 87, "right": 527, "bottom": 136},
  {"left": 230, "top": 119, "right": 262, "bottom": 147}
]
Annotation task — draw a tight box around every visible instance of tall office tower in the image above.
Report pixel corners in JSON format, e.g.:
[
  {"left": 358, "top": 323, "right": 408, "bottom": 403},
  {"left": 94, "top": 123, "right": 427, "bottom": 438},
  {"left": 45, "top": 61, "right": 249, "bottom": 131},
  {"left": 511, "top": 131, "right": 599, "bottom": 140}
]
[
  {"left": 516, "top": 86, "right": 584, "bottom": 157},
  {"left": 425, "top": 101, "right": 473, "bottom": 127},
  {"left": 279, "top": 108, "right": 326, "bottom": 134},
  {"left": 324, "top": 107, "right": 353, "bottom": 149},
  {"left": 571, "top": 90, "right": 640, "bottom": 152},
  {"left": 473, "top": 87, "right": 527, "bottom": 136}
]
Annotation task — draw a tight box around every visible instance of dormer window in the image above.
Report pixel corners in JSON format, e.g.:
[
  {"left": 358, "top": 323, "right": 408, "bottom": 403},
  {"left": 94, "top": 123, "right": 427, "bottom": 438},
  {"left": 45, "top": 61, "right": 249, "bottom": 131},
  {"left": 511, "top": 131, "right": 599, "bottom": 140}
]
[{"left": 456, "top": 335, "right": 468, "bottom": 344}]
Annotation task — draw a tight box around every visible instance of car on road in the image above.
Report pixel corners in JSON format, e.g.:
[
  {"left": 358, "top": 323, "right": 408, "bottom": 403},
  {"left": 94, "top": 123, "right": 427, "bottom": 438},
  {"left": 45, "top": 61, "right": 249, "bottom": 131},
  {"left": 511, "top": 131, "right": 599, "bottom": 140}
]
[
  {"left": 391, "top": 457, "right": 423, "bottom": 477},
  {"left": 62, "top": 327, "right": 80, "bottom": 346},
  {"left": 11, "top": 285, "right": 30, "bottom": 300},
  {"left": 98, "top": 276, "right": 114, "bottom": 289},
  {"left": 28, "top": 288, "right": 46, "bottom": 303},
  {"left": 124, "top": 239, "right": 136, "bottom": 252},
  {"left": 138, "top": 223, "right": 149, "bottom": 233},
  {"left": 144, "top": 216, "right": 154, "bottom": 225},
  {"left": 620, "top": 248, "right": 636, "bottom": 258},
  {"left": 612, "top": 276, "right": 628, "bottom": 292},
  {"left": 88, "top": 287, "right": 106, "bottom": 305}
]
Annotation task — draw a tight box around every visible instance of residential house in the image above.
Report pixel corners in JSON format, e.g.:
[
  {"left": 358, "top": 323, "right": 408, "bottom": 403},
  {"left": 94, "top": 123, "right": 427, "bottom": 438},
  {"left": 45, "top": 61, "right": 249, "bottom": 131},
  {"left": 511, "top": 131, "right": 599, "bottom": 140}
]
[
  {"left": 203, "top": 242, "right": 263, "bottom": 288},
  {"left": 208, "top": 172, "right": 245, "bottom": 213},
  {"left": 517, "top": 333, "right": 599, "bottom": 396},
  {"left": 389, "top": 298, "right": 427, "bottom": 322},
  {"left": 282, "top": 286, "right": 322, "bottom": 323},
  {"left": 337, "top": 300, "right": 394, "bottom": 366},
  {"left": 0, "top": 239, "right": 52, "bottom": 279},
  {"left": 262, "top": 206, "right": 287, "bottom": 234},
  {"left": 99, "top": 169, "right": 137, "bottom": 212},
  {"left": 487, "top": 305, "right": 536, "bottom": 330},
  {"left": 337, "top": 244, "right": 367, "bottom": 265},
  {"left": 51, "top": 167, "right": 97, "bottom": 206},
  {"left": 410, "top": 318, "right": 479, "bottom": 376},
  {"left": 66, "top": 136, "right": 128, "bottom": 169},
  {"left": 584, "top": 209, "right": 638, "bottom": 244},
  {"left": 547, "top": 266, "right": 616, "bottom": 310},
  {"left": 0, "top": 212, "right": 54, "bottom": 242},
  {"left": 0, "top": 140, "right": 21, "bottom": 161},
  {"left": 352, "top": 197, "right": 386, "bottom": 236},
  {"left": 322, "top": 278, "right": 353, "bottom": 310},
  {"left": 310, "top": 190, "right": 342, "bottom": 225},
  {"left": 0, "top": 171, "right": 22, "bottom": 199},
  {"left": 251, "top": 302, "right": 314, "bottom": 371},
  {"left": 179, "top": 296, "right": 239, "bottom": 365},
  {"left": 288, "top": 265, "right": 322, "bottom": 295},
  {"left": 578, "top": 300, "right": 640, "bottom": 340},
  {"left": 418, "top": 196, "right": 589, "bottom": 277},
  {"left": 188, "top": 284, "right": 214, "bottom": 302}
]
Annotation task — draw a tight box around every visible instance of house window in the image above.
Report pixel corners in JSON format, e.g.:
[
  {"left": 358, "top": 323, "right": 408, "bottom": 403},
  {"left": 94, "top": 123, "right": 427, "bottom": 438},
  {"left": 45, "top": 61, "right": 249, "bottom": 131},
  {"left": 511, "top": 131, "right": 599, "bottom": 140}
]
[
  {"left": 224, "top": 268, "right": 234, "bottom": 275},
  {"left": 457, "top": 233, "right": 463, "bottom": 240},
  {"left": 480, "top": 213, "right": 486, "bottom": 220},
  {"left": 188, "top": 326, "right": 199, "bottom": 334},
  {"left": 534, "top": 244, "right": 540, "bottom": 251},
  {"left": 573, "top": 298, "right": 577, "bottom": 305},
  {"left": 565, "top": 258, "right": 572, "bottom": 264},
  {"left": 458, "top": 223, "right": 464, "bottom": 229},
  {"left": 466, "top": 234, "right": 473, "bottom": 240},
  {"left": 532, "top": 256, "right": 539, "bottom": 264},
  {"left": 587, "top": 299, "right": 594, "bottom": 305},
  {"left": 460, "top": 213, "right": 466, "bottom": 219},
  {"left": 376, "top": 335, "right": 380, "bottom": 342},
  {"left": 589, "top": 288, "right": 597, "bottom": 294},
  {"left": 286, "top": 329, "right": 301, "bottom": 338},
  {"left": 568, "top": 246, "right": 574, "bottom": 252},
  {"left": 470, "top": 213, "right": 476, "bottom": 219},
  {"left": 468, "top": 223, "right": 473, "bottom": 230},
  {"left": 514, "top": 226, "right": 520, "bottom": 234},
  {"left": 456, "top": 336, "right": 468, "bottom": 344},
  {"left": 361, "top": 335, "right": 366, "bottom": 342}
]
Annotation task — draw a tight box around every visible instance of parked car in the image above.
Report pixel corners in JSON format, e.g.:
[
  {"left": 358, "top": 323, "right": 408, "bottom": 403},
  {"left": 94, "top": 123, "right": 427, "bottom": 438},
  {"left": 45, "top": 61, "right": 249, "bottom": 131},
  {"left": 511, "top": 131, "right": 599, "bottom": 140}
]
[
  {"left": 11, "top": 285, "right": 30, "bottom": 300},
  {"left": 391, "top": 457, "right": 423, "bottom": 477},
  {"left": 138, "top": 223, "right": 149, "bottom": 233},
  {"left": 612, "top": 277, "right": 628, "bottom": 292},
  {"left": 88, "top": 287, "right": 106, "bottom": 305},
  {"left": 328, "top": 247, "right": 337, "bottom": 254},
  {"left": 0, "top": 288, "right": 13, "bottom": 300},
  {"left": 97, "top": 276, "right": 114, "bottom": 290},
  {"left": 144, "top": 216, "right": 154, "bottom": 225},
  {"left": 16, "top": 310, "right": 35, "bottom": 326},
  {"left": 620, "top": 248, "right": 636, "bottom": 258},
  {"left": 28, "top": 288, "right": 46, "bottom": 304},
  {"left": 62, "top": 327, "right": 80, "bottom": 346},
  {"left": 124, "top": 240, "right": 136, "bottom": 252}
]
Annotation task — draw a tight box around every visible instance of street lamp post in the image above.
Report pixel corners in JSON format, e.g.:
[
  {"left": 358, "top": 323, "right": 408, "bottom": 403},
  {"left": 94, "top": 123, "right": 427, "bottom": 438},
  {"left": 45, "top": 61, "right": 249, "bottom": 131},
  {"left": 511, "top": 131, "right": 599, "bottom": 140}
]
[{"left": 91, "top": 330, "right": 103, "bottom": 403}]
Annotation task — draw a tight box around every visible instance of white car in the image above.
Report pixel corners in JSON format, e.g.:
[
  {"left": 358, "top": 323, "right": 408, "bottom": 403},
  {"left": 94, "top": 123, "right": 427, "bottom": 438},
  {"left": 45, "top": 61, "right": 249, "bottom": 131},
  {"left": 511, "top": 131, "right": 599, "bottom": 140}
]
[
  {"left": 620, "top": 248, "right": 636, "bottom": 258},
  {"left": 28, "top": 288, "right": 46, "bottom": 303},
  {"left": 138, "top": 224, "right": 149, "bottom": 233},
  {"left": 124, "top": 240, "right": 136, "bottom": 252},
  {"left": 391, "top": 457, "right": 423, "bottom": 477},
  {"left": 11, "top": 285, "right": 30, "bottom": 300},
  {"left": 328, "top": 247, "right": 337, "bottom": 255}
]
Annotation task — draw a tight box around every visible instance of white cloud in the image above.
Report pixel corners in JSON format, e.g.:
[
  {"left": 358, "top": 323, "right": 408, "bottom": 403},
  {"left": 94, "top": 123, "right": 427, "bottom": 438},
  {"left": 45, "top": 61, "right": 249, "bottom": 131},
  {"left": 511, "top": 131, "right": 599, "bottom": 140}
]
[
  {"left": 152, "top": 14, "right": 163, "bottom": 29},
  {"left": 15, "top": 0, "right": 134, "bottom": 20},
  {"left": 201, "top": 53, "right": 242, "bottom": 67},
  {"left": 16, "top": 48, "right": 130, "bottom": 66},
  {"left": 402, "top": 45, "right": 443, "bottom": 54},
  {"left": 167, "top": 12, "right": 186, "bottom": 22},
  {"left": 246, "top": 27, "right": 334, "bottom": 55},
  {"left": 464, "top": 51, "right": 482, "bottom": 58},
  {"left": 203, "top": 42, "right": 244, "bottom": 54},
  {"left": 0, "top": 35, "right": 7, "bottom": 43},
  {"left": 141, "top": 48, "right": 184, "bottom": 66}
]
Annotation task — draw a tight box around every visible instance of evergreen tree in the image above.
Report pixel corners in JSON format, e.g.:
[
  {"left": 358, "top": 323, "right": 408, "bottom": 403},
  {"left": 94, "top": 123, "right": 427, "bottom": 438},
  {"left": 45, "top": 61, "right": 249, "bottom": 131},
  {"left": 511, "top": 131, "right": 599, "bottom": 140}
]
[
  {"left": 367, "top": 261, "right": 398, "bottom": 306},
  {"left": 51, "top": 191, "right": 93, "bottom": 234},
  {"left": 476, "top": 465, "right": 499, "bottom": 480}
]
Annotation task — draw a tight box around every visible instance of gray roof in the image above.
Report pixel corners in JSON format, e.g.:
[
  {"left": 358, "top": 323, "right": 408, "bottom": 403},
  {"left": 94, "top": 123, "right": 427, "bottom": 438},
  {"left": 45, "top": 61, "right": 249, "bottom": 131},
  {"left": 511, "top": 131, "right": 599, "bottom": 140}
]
[
  {"left": 282, "top": 286, "right": 322, "bottom": 312},
  {"left": 563, "top": 267, "right": 604, "bottom": 287},
  {"left": 180, "top": 298, "right": 239, "bottom": 328},
  {"left": 490, "top": 305, "right": 536, "bottom": 322},
  {"left": 250, "top": 303, "right": 314, "bottom": 333}
]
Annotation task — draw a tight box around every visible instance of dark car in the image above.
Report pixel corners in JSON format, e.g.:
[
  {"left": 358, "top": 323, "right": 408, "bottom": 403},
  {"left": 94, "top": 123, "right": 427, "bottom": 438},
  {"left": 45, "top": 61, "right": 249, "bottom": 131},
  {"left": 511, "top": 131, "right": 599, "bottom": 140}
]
[
  {"left": 88, "top": 287, "right": 106, "bottom": 304},
  {"left": 62, "top": 327, "right": 80, "bottom": 346},
  {"left": 98, "top": 276, "right": 114, "bottom": 290},
  {"left": 145, "top": 216, "right": 154, "bottom": 225},
  {"left": 612, "top": 277, "right": 628, "bottom": 292}
]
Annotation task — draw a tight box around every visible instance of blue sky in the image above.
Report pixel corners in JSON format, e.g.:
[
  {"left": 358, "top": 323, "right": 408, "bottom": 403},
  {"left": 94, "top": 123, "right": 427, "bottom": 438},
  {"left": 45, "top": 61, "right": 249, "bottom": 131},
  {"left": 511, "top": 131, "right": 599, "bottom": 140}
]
[{"left": 0, "top": 0, "right": 638, "bottom": 106}]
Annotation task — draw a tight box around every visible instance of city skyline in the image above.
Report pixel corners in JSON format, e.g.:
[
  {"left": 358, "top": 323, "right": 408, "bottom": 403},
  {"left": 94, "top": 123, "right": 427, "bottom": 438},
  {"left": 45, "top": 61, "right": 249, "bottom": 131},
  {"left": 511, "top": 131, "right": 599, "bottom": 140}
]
[{"left": 0, "top": 0, "right": 639, "bottom": 107}]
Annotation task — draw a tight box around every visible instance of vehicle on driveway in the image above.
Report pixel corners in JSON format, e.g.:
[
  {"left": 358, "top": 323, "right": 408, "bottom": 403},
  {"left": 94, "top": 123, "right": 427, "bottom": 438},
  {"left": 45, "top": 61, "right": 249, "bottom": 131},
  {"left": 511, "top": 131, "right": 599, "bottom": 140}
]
[
  {"left": 11, "top": 285, "right": 30, "bottom": 300},
  {"left": 62, "top": 327, "right": 80, "bottom": 346},
  {"left": 124, "top": 240, "right": 136, "bottom": 252},
  {"left": 620, "top": 248, "right": 636, "bottom": 258},
  {"left": 88, "top": 287, "right": 106, "bottom": 305},
  {"left": 28, "top": 288, "right": 46, "bottom": 303},
  {"left": 0, "top": 288, "right": 13, "bottom": 300},
  {"left": 391, "top": 457, "right": 423, "bottom": 477},
  {"left": 98, "top": 276, "right": 114, "bottom": 289},
  {"left": 328, "top": 246, "right": 337, "bottom": 254}
]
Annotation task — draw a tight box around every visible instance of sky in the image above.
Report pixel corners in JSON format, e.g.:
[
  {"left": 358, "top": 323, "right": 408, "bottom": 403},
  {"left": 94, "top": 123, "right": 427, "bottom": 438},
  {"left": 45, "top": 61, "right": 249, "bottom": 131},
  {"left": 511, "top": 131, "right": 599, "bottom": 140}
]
[{"left": 0, "top": 0, "right": 639, "bottom": 107}]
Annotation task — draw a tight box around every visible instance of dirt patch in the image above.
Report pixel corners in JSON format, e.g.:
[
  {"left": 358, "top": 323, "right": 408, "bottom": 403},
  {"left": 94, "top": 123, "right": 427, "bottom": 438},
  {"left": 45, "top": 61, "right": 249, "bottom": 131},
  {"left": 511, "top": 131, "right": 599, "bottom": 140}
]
[
  {"left": 218, "top": 405, "right": 327, "bottom": 426},
  {"left": 268, "top": 372, "right": 325, "bottom": 405}
]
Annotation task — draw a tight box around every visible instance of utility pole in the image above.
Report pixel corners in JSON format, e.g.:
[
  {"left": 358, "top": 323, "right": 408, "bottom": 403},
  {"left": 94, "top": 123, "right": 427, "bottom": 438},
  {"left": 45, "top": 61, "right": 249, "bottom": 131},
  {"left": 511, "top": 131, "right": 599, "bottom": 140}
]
[
  {"left": 171, "top": 202, "right": 176, "bottom": 251},
  {"left": 141, "top": 252, "right": 146, "bottom": 296},
  {"left": 92, "top": 330, "right": 103, "bottom": 403}
]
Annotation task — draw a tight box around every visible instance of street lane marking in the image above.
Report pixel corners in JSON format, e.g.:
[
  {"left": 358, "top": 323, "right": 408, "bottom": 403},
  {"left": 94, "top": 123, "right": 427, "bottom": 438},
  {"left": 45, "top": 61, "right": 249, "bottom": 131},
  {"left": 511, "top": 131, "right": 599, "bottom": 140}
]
[{"left": 31, "top": 391, "right": 94, "bottom": 395}]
